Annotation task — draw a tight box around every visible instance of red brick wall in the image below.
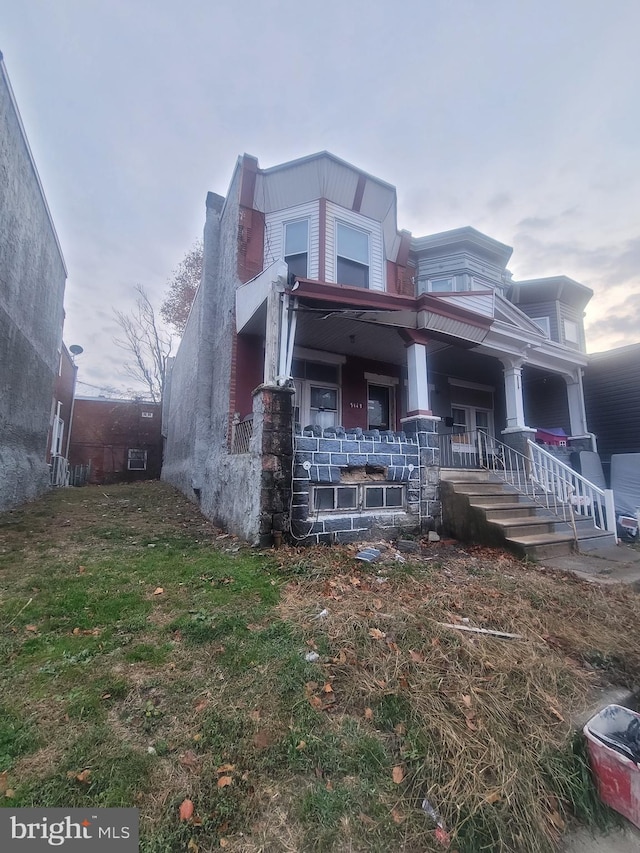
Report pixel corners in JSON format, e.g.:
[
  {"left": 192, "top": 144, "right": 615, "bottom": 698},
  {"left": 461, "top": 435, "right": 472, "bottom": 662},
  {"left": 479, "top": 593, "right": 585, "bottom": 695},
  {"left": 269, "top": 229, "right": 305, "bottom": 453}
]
[{"left": 69, "top": 399, "right": 163, "bottom": 484}]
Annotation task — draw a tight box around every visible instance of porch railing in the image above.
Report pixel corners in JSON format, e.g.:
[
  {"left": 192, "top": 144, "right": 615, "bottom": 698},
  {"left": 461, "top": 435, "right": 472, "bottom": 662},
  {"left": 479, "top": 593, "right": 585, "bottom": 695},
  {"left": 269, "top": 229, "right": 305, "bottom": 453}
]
[
  {"left": 474, "top": 431, "right": 617, "bottom": 537},
  {"left": 231, "top": 414, "right": 253, "bottom": 454},
  {"left": 50, "top": 454, "right": 69, "bottom": 487},
  {"left": 438, "top": 431, "right": 483, "bottom": 469}
]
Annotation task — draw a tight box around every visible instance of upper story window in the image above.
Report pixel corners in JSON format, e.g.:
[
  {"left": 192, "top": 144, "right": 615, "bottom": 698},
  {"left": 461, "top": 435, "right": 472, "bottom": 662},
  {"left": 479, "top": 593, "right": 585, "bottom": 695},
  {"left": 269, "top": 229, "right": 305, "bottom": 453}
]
[
  {"left": 336, "top": 222, "right": 370, "bottom": 288},
  {"left": 430, "top": 277, "right": 455, "bottom": 293},
  {"left": 284, "top": 219, "right": 309, "bottom": 279},
  {"left": 563, "top": 319, "right": 579, "bottom": 345},
  {"left": 531, "top": 317, "right": 550, "bottom": 337}
]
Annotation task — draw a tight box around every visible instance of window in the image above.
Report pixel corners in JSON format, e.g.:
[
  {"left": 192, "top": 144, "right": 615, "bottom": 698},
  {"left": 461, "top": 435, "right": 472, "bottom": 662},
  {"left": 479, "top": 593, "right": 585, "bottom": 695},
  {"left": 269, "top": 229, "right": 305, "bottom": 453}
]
[
  {"left": 313, "top": 484, "right": 405, "bottom": 512},
  {"left": 336, "top": 222, "right": 369, "bottom": 288},
  {"left": 284, "top": 219, "right": 309, "bottom": 279},
  {"left": 368, "top": 384, "right": 392, "bottom": 431},
  {"left": 531, "top": 317, "right": 550, "bottom": 337},
  {"left": 563, "top": 319, "right": 579, "bottom": 345},
  {"left": 429, "top": 277, "right": 455, "bottom": 293},
  {"left": 292, "top": 358, "right": 341, "bottom": 428},
  {"left": 128, "top": 449, "right": 147, "bottom": 471}
]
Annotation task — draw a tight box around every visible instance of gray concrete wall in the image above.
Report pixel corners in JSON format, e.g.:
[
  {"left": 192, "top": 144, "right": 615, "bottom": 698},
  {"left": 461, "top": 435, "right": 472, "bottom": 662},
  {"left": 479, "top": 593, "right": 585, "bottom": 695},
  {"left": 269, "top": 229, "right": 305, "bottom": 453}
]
[
  {"left": 162, "top": 170, "right": 264, "bottom": 542},
  {"left": 0, "top": 57, "right": 66, "bottom": 511}
]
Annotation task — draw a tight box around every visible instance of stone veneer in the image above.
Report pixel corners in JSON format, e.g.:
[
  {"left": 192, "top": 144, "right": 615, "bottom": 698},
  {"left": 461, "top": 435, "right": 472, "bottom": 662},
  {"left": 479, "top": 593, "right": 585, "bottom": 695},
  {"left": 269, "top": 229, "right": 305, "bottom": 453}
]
[{"left": 291, "top": 420, "right": 440, "bottom": 545}]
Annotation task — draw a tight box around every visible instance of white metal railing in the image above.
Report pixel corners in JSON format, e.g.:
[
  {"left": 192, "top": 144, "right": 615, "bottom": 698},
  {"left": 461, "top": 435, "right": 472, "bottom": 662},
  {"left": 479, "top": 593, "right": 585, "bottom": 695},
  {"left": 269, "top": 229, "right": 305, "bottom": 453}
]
[
  {"left": 231, "top": 415, "right": 253, "bottom": 454},
  {"left": 472, "top": 431, "right": 616, "bottom": 538},
  {"left": 50, "top": 454, "right": 69, "bottom": 487}
]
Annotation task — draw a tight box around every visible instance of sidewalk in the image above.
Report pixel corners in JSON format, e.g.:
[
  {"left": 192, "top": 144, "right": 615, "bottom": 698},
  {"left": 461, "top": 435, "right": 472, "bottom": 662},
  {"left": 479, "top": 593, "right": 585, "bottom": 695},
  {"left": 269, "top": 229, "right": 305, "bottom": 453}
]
[
  {"left": 563, "top": 824, "right": 640, "bottom": 852},
  {"left": 541, "top": 542, "right": 640, "bottom": 589}
]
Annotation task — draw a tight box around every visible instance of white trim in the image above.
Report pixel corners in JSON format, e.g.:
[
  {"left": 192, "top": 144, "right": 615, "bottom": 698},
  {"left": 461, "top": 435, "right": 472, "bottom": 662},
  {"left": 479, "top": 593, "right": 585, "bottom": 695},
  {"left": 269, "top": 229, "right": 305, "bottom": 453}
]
[
  {"left": 325, "top": 202, "right": 385, "bottom": 291},
  {"left": 364, "top": 372, "right": 399, "bottom": 386},
  {"left": 294, "top": 347, "right": 346, "bottom": 365},
  {"left": 448, "top": 378, "right": 495, "bottom": 393},
  {"left": 531, "top": 316, "right": 551, "bottom": 337}
]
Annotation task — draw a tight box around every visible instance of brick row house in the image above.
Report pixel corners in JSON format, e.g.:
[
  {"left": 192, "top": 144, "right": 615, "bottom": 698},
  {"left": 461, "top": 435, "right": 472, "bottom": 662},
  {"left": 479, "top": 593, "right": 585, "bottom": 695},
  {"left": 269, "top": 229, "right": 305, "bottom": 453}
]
[{"left": 162, "top": 152, "right": 595, "bottom": 546}]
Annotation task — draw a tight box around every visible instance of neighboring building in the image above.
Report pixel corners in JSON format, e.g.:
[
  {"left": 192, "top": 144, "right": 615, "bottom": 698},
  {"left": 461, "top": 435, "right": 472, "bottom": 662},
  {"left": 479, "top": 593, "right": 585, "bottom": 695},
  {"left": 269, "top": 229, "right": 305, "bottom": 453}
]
[
  {"left": 69, "top": 398, "right": 163, "bottom": 485},
  {"left": 584, "top": 343, "right": 640, "bottom": 482},
  {"left": 162, "top": 152, "right": 594, "bottom": 546},
  {"left": 0, "top": 51, "right": 67, "bottom": 511}
]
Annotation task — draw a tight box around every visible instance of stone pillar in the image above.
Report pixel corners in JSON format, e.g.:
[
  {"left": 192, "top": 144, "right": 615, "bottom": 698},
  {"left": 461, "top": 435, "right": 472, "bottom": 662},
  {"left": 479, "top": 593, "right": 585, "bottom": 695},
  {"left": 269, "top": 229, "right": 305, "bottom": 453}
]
[
  {"left": 252, "top": 385, "right": 294, "bottom": 547},
  {"left": 401, "top": 415, "right": 441, "bottom": 532},
  {"left": 406, "top": 343, "right": 431, "bottom": 417}
]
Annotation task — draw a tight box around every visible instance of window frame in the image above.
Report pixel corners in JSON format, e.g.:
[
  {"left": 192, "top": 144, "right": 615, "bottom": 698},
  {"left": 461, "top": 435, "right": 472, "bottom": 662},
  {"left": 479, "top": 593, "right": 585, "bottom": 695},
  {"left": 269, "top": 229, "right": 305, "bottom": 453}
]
[
  {"left": 531, "top": 317, "right": 551, "bottom": 337},
  {"left": 312, "top": 483, "right": 406, "bottom": 513},
  {"left": 283, "top": 218, "right": 309, "bottom": 279},
  {"left": 127, "top": 449, "right": 148, "bottom": 471},
  {"left": 335, "top": 220, "right": 370, "bottom": 288},
  {"left": 563, "top": 318, "right": 579, "bottom": 345}
]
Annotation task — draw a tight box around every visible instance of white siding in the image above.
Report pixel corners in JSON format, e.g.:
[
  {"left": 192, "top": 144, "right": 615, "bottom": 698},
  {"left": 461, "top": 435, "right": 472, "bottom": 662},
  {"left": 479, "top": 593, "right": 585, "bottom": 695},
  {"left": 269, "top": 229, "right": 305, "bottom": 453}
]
[
  {"left": 325, "top": 202, "right": 385, "bottom": 292},
  {"left": 264, "top": 201, "right": 320, "bottom": 279}
]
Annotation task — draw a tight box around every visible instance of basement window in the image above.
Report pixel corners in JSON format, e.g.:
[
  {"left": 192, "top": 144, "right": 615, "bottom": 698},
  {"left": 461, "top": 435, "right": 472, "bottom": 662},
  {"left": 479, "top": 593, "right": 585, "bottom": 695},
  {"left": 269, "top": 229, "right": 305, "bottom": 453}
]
[
  {"left": 313, "top": 483, "right": 405, "bottom": 512},
  {"left": 128, "top": 449, "right": 147, "bottom": 471}
]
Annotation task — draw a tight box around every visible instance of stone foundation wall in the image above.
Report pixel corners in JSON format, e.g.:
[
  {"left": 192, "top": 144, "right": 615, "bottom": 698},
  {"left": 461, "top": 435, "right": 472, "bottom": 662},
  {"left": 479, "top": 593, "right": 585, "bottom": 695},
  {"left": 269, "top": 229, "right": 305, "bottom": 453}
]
[{"left": 291, "top": 422, "right": 440, "bottom": 545}]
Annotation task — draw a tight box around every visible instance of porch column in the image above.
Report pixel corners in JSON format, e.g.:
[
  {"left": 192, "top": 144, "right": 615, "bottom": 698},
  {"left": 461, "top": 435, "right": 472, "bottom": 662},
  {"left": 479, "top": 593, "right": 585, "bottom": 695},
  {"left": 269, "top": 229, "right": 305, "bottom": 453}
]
[
  {"left": 564, "top": 370, "right": 588, "bottom": 436},
  {"left": 501, "top": 357, "right": 527, "bottom": 430},
  {"left": 406, "top": 343, "right": 431, "bottom": 417}
]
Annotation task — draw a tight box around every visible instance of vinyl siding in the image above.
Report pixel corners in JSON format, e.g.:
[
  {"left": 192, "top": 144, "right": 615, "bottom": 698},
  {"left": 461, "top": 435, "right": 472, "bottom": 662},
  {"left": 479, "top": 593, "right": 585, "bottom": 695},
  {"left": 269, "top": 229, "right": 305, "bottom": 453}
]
[
  {"left": 584, "top": 347, "right": 640, "bottom": 460},
  {"left": 264, "top": 201, "right": 320, "bottom": 279},
  {"left": 325, "top": 202, "right": 385, "bottom": 291},
  {"left": 516, "top": 300, "right": 559, "bottom": 341}
]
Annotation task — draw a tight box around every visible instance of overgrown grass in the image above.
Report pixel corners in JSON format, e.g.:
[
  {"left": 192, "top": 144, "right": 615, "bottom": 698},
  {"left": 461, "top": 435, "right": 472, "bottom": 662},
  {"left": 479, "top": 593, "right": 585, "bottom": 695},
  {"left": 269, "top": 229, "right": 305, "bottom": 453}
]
[{"left": 0, "top": 482, "right": 637, "bottom": 852}]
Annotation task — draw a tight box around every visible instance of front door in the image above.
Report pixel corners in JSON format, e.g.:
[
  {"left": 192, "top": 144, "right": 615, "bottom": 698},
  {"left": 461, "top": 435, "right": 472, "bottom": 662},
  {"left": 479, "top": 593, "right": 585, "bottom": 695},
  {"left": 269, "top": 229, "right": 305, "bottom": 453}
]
[
  {"left": 451, "top": 406, "right": 493, "bottom": 454},
  {"left": 368, "top": 384, "right": 393, "bottom": 431}
]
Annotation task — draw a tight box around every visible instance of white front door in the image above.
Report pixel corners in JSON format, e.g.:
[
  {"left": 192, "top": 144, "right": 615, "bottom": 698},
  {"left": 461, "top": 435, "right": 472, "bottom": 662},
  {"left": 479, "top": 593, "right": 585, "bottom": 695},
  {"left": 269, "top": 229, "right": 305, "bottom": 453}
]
[{"left": 451, "top": 406, "right": 493, "bottom": 453}]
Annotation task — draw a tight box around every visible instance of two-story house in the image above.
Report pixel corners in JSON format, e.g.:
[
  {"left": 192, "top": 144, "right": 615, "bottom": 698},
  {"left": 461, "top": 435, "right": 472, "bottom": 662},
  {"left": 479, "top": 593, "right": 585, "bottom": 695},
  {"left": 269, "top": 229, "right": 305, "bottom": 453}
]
[{"left": 162, "top": 152, "right": 595, "bottom": 547}]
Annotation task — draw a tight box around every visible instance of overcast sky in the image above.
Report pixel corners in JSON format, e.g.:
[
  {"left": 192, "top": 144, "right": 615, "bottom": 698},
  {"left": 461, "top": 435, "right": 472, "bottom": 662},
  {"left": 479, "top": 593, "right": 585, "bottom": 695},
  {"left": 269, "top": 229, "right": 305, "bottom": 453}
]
[{"left": 3, "top": 0, "right": 639, "bottom": 396}]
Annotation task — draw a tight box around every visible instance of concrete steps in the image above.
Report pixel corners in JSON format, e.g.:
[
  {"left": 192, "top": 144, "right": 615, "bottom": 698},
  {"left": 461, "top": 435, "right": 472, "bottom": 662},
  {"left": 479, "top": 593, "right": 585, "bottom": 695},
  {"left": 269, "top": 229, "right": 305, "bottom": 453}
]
[{"left": 440, "top": 468, "right": 617, "bottom": 560}]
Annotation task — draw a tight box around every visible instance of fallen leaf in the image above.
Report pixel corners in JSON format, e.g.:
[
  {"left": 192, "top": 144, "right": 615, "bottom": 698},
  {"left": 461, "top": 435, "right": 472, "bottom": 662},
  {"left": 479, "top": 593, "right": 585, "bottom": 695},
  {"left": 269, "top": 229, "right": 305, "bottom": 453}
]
[
  {"left": 253, "top": 730, "right": 275, "bottom": 749},
  {"left": 192, "top": 734, "right": 202, "bottom": 742},
  {"left": 217, "top": 776, "right": 233, "bottom": 788},
  {"left": 249, "top": 709, "right": 261, "bottom": 722},
  {"left": 434, "top": 825, "right": 451, "bottom": 847},
  {"left": 323, "top": 682, "right": 333, "bottom": 693},
  {"left": 187, "top": 838, "right": 199, "bottom": 852},
  {"left": 462, "top": 694, "right": 472, "bottom": 709},
  {"left": 364, "top": 707, "right": 374, "bottom": 721},
  {"left": 333, "top": 650, "right": 347, "bottom": 664},
  {"left": 179, "top": 751, "right": 200, "bottom": 770},
  {"left": 392, "top": 765, "right": 404, "bottom": 784},
  {"left": 391, "top": 807, "right": 405, "bottom": 824},
  {"left": 5, "top": 789, "right": 15, "bottom": 799},
  {"left": 373, "top": 598, "right": 383, "bottom": 610},
  {"left": 309, "top": 695, "right": 323, "bottom": 709},
  {"left": 464, "top": 714, "right": 478, "bottom": 731},
  {"left": 549, "top": 809, "right": 566, "bottom": 830},
  {"left": 194, "top": 698, "right": 209, "bottom": 713},
  {"left": 216, "top": 763, "right": 235, "bottom": 774},
  {"left": 369, "top": 628, "right": 386, "bottom": 640},
  {"left": 409, "top": 650, "right": 424, "bottom": 663},
  {"left": 394, "top": 723, "right": 406, "bottom": 736},
  {"left": 359, "top": 813, "right": 376, "bottom": 827},
  {"left": 219, "top": 840, "right": 229, "bottom": 849},
  {"left": 484, "top": 790, "right": 501, "bottom": 804},
  {"left": 25, "top": 624, "right": 38, "bottom": 633},
  {"left": 72, "top": 627, "right": 80, "bottom": 635},
  {"left": 295, "top": 740, "right": 307, "bottom": 750},
  {"left": 325, "top": 779, "right": 333, "bottom": 791},
  {"left": 76, "top": 769, "right": 91, "bottom": 784},
  {"left": 179, "top": 799, "right": 194, "bottom": 821},
  {"left": 153, "top": 587, "right": 164, "bottom": 596},
  {"left": 78, "top": 566, "right": 86, "bottom": 574}
]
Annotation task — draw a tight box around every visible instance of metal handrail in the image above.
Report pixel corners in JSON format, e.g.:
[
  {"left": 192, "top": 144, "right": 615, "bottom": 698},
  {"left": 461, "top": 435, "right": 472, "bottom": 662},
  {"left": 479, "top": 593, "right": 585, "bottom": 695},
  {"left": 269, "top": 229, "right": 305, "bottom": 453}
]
[{"left": 471, "top": 431, "right": 616, "bottom": 538}]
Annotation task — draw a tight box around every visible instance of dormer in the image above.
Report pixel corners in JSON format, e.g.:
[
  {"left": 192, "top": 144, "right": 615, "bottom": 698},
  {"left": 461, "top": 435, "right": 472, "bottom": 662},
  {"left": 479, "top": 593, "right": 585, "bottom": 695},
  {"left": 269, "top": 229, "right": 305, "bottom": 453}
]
[
  {"left": 411, "top": 227, "right": 513, "bottom": 296},
  {"left": 240, "top": 152, "right": 410, "bottom": 294},
  {"left": 508, "top": 276, "right": 592, "bottom": 353}
]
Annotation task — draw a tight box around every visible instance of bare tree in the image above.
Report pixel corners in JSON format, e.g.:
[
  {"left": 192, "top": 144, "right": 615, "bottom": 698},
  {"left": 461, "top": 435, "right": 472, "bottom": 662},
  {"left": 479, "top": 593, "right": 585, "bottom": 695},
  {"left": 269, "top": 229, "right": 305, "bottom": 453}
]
[
  {"left": 160, "top": 240, "right": 203, "bottom": 335},
  {"left": 114, "top": 286, "right": 173, "bottom": 402}
]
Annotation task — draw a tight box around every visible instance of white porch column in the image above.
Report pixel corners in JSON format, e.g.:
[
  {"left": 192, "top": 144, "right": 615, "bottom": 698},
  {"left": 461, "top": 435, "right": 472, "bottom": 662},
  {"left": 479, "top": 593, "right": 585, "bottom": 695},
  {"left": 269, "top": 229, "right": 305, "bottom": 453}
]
[
  {"left": 564, "top": 370, "right": 588, "bottom": 436},
  {"left": 501, "top": 358, "right": 527, "bottom": 430},
  {"left": 406, "top": 343, "right": 431, "bottom": 416}
]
